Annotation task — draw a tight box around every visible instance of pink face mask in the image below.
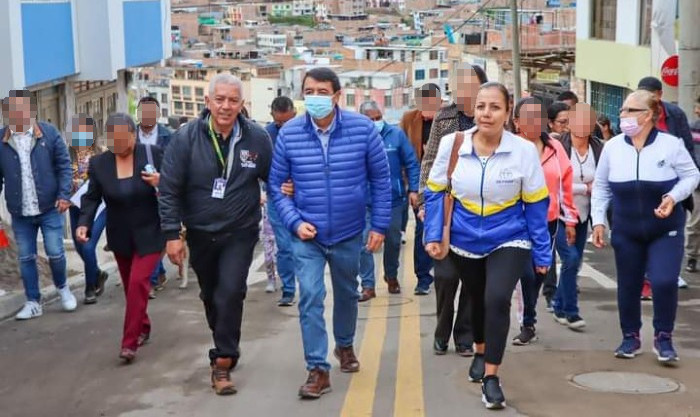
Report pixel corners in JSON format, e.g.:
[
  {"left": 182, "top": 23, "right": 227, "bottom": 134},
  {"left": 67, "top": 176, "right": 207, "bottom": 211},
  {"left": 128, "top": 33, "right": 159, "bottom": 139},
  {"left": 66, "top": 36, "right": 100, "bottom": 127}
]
[{"left": 620, "top": 117, "right": 643, "bottom": 137}]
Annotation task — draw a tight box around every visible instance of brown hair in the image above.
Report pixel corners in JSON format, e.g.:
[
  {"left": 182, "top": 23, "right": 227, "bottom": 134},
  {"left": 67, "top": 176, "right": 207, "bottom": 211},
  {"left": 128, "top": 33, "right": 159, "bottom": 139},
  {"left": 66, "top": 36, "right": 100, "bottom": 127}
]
[
  {"left": 631, "top": 89, "right": 661, "bottom": 124},
  {"left": 478, "top": 82, "right": 511, "bottom": 112}
]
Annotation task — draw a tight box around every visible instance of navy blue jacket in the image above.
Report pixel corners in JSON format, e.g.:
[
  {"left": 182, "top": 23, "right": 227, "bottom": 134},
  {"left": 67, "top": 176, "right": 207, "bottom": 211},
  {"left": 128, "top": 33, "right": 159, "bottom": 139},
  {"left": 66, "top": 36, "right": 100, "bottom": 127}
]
[
  {"left": 373, "top": 123, "right": 419, "bottom": 207},
  {"left": 663, "top": 101, "right": 696, "bottom": 167},
  {"left": 265, "top": 123, "right": 281, "bottom": 146},
  {"left": 137, "top": 123, "right": 172, "bottom": 149},
  {"left": 0, "top": 122, "right": 72, "bottom": 217},
  {"left": 269, "top": 108, "right": 392, "bottom": 245}
]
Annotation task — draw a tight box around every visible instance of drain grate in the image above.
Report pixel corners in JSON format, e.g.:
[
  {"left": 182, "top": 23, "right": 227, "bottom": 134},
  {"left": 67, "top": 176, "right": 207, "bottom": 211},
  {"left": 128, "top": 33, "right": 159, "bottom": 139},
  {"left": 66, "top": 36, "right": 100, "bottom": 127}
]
[{"left": 570, "top": 372, "right": 680, "bottom": 395}]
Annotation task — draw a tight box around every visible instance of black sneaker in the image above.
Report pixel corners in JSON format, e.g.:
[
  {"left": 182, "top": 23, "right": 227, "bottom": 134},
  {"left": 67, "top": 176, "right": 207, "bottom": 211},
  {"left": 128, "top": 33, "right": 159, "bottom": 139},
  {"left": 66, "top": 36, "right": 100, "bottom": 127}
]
[
  {"left": 481, "top": 375, "right": 506, "bottom": 410},
  {"left": 95, "top": 270, "right": 109, "bottom": 297},
  {"left": 566, "top": 315, "right": 586, "bottom": 330},
  {"left": 468, "top": 353, "right": 485, "bottom": 382},
  {"left": 686, "top": 259, "right": 697, "bottom": 273},
  {"left": 84, "top": 286, "right": 97, "bottom": 305},
  {"left": 278, "top": 293, "right": 295, "bottom": 307},
  {"left": 455, "top": 344, "right": 474, "bottom": 357},
  {"left": 433, "top": 339, "right": 448, "bottom": 355},
  {"left": 512, "top": 326, "right": 537, "bottom": 346}
]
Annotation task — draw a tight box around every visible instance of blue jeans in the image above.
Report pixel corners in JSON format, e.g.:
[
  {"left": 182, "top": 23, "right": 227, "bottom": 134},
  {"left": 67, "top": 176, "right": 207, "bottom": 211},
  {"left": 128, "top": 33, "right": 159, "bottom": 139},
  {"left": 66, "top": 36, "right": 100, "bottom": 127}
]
[
  {"left": 359, "top": 204, "right": 404, "bottom": 288},
  {"left": 11, "top": 208, "right": 68, "bottom": 302},
  {"left": 292, "top": 233, "right": 363, "bottom": 371},
  {"left": 69, "top": 206, "right": 107, "bottom": 289},
  {"left": 413, "top": 208, "right": 434, "bottom": 290},
  {"left": 149, "top": 260, "right": 166, "bottom": 285},
  {"left": 553, "top": 220, "right": 588, "bottom": 317},
  {"left": 267, "top": 201, "right": 296, "bottom": 295},
  {"left": 520, "top": 221, "right": 557, "bottom": 327}
]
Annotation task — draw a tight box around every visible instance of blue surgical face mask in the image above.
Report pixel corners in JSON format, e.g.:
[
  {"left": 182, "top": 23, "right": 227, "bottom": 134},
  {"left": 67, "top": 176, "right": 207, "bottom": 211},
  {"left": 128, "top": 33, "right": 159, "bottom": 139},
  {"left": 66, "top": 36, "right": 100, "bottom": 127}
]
[
  {"left": 373, "top": 120, "right": 385, "bottom": 132},
  {"left": 304, "top": 95, "right": 334, "bottom": 120},
  {"left": 71, "top": 131, "right": 94, "bottom": 148}
]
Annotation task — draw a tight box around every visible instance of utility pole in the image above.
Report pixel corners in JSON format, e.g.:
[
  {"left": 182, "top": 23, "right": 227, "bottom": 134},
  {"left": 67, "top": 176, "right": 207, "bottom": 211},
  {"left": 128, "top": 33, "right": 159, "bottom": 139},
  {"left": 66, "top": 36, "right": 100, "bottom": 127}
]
[
  {"left": 678, "top": 0, "right": 699, "bottom": 118},
  {"left": 510, "top": 0, "right": 522, "bottom": 102}
]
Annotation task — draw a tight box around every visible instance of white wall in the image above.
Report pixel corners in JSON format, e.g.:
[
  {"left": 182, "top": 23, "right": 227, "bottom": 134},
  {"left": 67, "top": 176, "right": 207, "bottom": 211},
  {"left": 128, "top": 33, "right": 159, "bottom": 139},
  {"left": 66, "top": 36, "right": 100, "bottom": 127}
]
[
  {"left": 74, "top": 0, "right": 113, "bottom": 80},
  {"left": 576, "top": 0, "right": 592, "bottom": 39},
  {"left": 616, "top": 0, "right": 642, "bottom": 45},
  {"left": 0, "top": 0, "right": 26, "bottom": 96}
]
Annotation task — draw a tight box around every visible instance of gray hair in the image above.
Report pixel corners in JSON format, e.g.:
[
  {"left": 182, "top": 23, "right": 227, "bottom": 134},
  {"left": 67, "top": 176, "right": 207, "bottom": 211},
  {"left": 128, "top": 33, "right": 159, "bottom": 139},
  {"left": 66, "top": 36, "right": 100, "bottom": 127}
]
[
  {"left": 208, "top": 73, "right": 243, "bottom": 97},
  {"left": 359, "top": 100, "right": 381, "bottom": 116}
]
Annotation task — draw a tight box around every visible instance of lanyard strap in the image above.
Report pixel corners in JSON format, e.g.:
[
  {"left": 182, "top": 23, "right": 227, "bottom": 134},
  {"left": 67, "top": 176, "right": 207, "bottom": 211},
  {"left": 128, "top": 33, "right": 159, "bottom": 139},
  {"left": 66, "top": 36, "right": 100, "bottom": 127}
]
[{"left": 208, "top": 118, "right": 240, "bottom": 179}]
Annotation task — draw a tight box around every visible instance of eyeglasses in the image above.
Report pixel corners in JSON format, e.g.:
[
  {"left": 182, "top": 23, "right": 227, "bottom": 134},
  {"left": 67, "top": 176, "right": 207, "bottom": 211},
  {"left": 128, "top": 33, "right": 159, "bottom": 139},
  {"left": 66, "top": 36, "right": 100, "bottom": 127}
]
[{"left": 619, "top": 107, "right": 649, "bottom": 114}]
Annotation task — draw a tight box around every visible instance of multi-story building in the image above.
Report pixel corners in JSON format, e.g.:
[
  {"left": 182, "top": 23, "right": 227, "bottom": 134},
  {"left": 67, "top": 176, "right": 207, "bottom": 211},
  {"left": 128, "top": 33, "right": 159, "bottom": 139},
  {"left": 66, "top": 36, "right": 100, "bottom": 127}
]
[
  {"left": 271, "top": 2, "right": 294, "bottom": 17},
  {"left": 257, "top": 33, "right": 289, "bottom": 54},
  {"left": 348, "top": 44, "right": 449, "bottom": 91},
  {"left": 575, "top": 0, "right": 656, "bottom": 128},
  {"left": 329, "top": 0, "right": 367, "bottom": 19},
  {"left": 0, "top": 0, "right": 171, "bottom": 134},
  {"left": 338, "top": 71, "right": 412, "bottom": 123},
  {"left": 292, "top": 0, "right": 315, "bottom": 16}
]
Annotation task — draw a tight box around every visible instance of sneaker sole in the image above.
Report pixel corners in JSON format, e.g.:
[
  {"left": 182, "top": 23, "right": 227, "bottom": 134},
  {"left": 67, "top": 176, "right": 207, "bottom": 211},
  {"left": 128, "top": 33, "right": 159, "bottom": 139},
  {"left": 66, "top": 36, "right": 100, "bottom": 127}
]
[
  {"left": 553, "top": 316, "right": 568, "bottom": 325},
  {"left": 482, "top": 394, "right": 506, "bottom": 410},
  {"left": 653, "top": 348, "right": 680, "bottom": 364},
  {"left": 299, "top": 387, "right": 332, "bottom": 399},
  {"left": 15, "top": 313, "right": 42, "bottom": 320},
  {"left": 567, "top": 321, "right": 586, "bottom": 330},
  {"left": 614, "top": 349, "right": 641, "bottom": 359},
  {"left": 468, "top": 375, "right": 484, "bottom": 383},
  {"left": 434, "top": 349, "right": 448, "bottom": 356},
  {"left": 278, "top": 302, "right": 295, "bottom": 307},
  {"left": 456, "top": 350, "right": 475, "bottom": 358},
  {"left": 512, "top": 336, "right": 537, "bottom": 346}
]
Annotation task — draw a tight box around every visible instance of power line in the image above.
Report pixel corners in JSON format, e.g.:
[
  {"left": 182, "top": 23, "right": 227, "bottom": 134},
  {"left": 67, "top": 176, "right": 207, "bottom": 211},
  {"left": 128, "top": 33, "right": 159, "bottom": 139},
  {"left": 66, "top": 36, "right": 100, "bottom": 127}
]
[{"left": 367, "top": 0, "right": 495, "bottom": 77}]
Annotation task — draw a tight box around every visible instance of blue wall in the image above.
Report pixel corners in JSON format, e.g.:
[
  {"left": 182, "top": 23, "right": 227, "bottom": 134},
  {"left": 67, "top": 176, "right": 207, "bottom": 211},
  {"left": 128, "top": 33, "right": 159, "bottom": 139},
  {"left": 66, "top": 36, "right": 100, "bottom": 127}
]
[
  {"left": 123, "top": 1, "right": 164, "bottom": 67},
  {"left": 21, "top": 2, "right": 76, "bottom": 86}
]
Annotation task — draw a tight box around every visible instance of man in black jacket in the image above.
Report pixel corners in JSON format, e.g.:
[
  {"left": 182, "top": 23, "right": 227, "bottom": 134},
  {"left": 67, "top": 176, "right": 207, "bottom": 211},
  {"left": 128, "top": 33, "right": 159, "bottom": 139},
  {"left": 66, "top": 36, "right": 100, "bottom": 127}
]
[{"left": 159, "top": 73, "right": 273, "bottom": 396}]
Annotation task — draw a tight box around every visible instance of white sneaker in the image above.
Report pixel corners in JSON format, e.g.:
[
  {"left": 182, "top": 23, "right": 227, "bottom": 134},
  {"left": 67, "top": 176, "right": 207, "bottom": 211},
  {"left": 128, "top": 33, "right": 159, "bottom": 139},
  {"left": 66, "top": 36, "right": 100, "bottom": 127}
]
[
  {"left": 58, "top": 285, "right": 77, "bottom": 312},
  {"left": 265, "top": 282, "right": 276, "bottom": 293},
  {"left": 678, "top": 276, "right": 689, "bottom": 289},
  {"left": 15, "top": 301, "right": 42, "bottom": 320}
]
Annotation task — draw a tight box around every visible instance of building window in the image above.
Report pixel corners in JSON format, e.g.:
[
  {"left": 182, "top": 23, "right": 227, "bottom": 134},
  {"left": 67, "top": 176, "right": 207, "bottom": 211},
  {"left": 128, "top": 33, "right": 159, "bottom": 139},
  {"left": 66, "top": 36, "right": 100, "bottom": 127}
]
[
  {"left": 415, "top": 69, "right": 425, "bottom": 81},
  {"left": 185, "top": 102, "right": 194, "bottom": 111},
  {"left": 162, "top": 108, "right": 169, "bottom": 118},
  {"left": 385, "top": 94, "right": 392, "bottom": 108},
  {"left": 161, "top": 93, "right": 168, "bottom": 104},
  {"left": 195, "top": 87, "right": 205, "bottom": 98},
  {"left": 174, "top": 101, "right": 183, "bottom": 110},
  {"left": 639, "top": 0, "right": 652, "bottom": 45},
  {"left": 429, "top": 68, "right": 438, "bottom": 79},
  {"left": 592, "top": 0, "right": 617, "bottom": 41},
  {"left": 172, "top": 86, "right": 181, "bottom": 95},
  {"left": 182, "top": 86, "right": 192, "bottom": 97},
  {"left": 429, "top": 50, "right": 438, "bottom": 60},
  {"left": 346, "top": 93, "right": 355, "bottom": 107},
  {"left": 197, "top": 103, "right": 205, "bottom": 112},
  {"left": 440, "top": 69, "right": 449, "bottom": 78},
  {"left": 403, "top": 93, "right": 410, "bottom": 107},
  {"left": 590, "top": 81, "right": 626, "bottom": 132}
]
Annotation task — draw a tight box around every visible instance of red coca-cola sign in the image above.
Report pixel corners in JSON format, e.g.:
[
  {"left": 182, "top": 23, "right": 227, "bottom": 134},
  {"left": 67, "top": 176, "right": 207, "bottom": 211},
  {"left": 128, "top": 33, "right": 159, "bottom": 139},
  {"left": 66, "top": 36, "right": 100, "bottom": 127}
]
[{"left": 661, "top": 55, "right": 679, "bottom": 87}]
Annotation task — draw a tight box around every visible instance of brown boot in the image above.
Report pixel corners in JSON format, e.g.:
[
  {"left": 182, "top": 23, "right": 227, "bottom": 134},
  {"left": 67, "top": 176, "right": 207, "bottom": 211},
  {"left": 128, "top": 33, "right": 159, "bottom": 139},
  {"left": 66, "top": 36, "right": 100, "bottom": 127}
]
[
  {"left": 359, "top": 287, "right": 376, "bottom": 302},
  {"left": 334, "top": 345, "right": 360, "bottom": 373},
  {"left": 386, "top": 277, "right": 401, "bottom": 294},
  {"left": 211, "top": 358, "right": 237, "bottom": 395},
  {"left": 298, "top": 368, "right": 331, "bottom": 399}
]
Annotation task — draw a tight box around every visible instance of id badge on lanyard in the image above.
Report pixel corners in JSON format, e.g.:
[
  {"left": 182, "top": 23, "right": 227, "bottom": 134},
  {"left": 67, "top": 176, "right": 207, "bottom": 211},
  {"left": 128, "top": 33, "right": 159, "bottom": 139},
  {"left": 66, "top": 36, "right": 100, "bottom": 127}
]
[{"left": 209, "top": 119, "right": 238, "bottom": 200}]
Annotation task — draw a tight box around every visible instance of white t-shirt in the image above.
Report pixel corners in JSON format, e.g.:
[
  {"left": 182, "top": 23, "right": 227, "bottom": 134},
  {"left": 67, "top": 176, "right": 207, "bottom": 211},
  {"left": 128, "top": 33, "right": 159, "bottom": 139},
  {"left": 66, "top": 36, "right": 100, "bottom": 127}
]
[{"left": 571, "top": 144, "right": 596, "bottom": 222}]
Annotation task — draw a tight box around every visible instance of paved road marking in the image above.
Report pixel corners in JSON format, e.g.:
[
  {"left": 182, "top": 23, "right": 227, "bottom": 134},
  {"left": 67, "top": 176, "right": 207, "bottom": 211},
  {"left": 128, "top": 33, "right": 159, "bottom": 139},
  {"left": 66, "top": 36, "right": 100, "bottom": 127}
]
[
  {"left": 579, "top": 262, "right": 618, "bottom": 289},
  {"left": 394, "top": 226, "right": 425, "bottom": 417},
  {"left": 341, "top": 256, "right": 389, "bottom": 417}
]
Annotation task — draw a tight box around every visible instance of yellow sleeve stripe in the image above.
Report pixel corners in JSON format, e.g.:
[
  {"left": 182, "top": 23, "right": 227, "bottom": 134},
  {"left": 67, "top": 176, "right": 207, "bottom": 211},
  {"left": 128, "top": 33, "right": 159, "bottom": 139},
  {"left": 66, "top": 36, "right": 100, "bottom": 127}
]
[
  {"left": 522, "top": 186, "right": 549, "bottom": 203},
  {"left": 427, "top": 179, "right": 447, "bottom": 192}
]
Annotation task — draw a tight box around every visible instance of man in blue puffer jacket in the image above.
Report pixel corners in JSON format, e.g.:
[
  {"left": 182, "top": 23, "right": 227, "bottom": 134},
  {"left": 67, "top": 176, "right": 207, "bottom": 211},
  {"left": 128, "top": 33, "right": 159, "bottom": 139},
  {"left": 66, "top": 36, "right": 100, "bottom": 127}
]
[
  {"left": 269, "top": 68, "right": 391, "bottom": 399},
  {"left": 357, "top": 101, "right": 419, "bottom": 301}
]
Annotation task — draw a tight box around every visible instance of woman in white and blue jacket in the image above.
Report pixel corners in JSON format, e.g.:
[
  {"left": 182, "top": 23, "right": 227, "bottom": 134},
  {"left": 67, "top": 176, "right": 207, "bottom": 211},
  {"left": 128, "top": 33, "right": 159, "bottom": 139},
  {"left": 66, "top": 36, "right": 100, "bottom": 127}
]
[
  {"left": 591, "top": 90, "right": 700, "bottom": 363},
  {"left": 424, "top": 82, "right": 551, "bottom": 410}
]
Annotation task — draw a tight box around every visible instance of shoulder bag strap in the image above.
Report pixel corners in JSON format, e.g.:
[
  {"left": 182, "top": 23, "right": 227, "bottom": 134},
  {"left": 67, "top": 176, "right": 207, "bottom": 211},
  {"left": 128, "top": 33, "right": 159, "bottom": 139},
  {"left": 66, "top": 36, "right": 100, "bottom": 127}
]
[{"left": 447, "top": 131, "right": 465, "bottom": 190}]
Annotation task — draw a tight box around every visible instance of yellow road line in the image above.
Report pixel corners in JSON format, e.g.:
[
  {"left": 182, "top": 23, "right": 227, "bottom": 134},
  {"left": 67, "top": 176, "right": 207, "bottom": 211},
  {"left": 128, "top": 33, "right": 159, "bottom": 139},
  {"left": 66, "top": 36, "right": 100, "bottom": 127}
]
[
  {"left": 394, "top": 225, "right": 425, "bottom": 417},
  {"left": 340, "top": 252, "right": 389, "bottom": 417}
]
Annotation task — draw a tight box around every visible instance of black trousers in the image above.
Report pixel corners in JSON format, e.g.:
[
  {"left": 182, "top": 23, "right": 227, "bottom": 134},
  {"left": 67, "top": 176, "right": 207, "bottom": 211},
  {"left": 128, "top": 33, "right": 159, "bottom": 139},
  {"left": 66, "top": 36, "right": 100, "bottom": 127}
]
[
  {"left": 187, "top": 227, "right": 258, "bottom": 363},
  {"left": 433, "top": 255, "right": 473, "bottom": 346},
  {"left": 451, "top": 247, "right": 530, "bottom": 365}
]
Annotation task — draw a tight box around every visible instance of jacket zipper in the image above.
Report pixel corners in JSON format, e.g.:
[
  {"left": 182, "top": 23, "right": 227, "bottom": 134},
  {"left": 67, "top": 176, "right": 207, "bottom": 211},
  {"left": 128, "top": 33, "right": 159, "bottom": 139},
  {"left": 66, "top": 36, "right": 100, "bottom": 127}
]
[
  {"left": 635, "top": 148, "right": 647, "bottom": 239},
  {"left": 478, "top": 155, "right": 492, "bottom": 238}
]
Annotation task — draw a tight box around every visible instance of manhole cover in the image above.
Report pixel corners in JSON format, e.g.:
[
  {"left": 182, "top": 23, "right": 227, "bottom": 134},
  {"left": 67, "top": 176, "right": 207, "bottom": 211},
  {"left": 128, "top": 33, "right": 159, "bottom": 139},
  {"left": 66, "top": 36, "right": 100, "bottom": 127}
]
[{"left": 570, "top": 372, "right": 680, "bottom": 394}]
